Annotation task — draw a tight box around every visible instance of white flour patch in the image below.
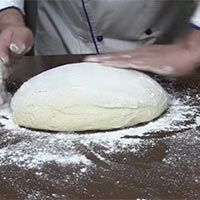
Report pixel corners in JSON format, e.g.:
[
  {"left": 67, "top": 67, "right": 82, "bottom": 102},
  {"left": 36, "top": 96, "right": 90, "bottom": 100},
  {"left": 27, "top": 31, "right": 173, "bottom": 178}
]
[
  {"left": 0, "top": 91, "right": 199, "bottom": 169},
  {"left": 195, "top": 116, "right": 200, "bottom": 126}
]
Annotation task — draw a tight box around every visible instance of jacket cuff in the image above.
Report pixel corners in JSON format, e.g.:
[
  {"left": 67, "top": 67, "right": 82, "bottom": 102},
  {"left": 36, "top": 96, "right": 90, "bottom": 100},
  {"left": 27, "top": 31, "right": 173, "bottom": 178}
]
[
  {"left": 190, "top": 3, "right": 200, "bottom": 28},
  {"left": 0, "top": 0, "right": 24, "bottom": 14}
]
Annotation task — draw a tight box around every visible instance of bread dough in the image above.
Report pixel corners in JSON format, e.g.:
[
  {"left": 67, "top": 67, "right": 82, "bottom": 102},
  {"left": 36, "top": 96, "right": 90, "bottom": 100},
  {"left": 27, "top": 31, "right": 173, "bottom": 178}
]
[{"left": 11, "top": 62, "right": 168, "bottom": 131}]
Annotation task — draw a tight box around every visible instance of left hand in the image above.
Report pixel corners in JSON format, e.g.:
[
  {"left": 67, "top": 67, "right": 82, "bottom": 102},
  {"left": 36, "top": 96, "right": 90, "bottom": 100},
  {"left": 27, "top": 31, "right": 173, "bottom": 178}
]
[{"left": 85, "top": 44, "right": 199, "bottom": 76}]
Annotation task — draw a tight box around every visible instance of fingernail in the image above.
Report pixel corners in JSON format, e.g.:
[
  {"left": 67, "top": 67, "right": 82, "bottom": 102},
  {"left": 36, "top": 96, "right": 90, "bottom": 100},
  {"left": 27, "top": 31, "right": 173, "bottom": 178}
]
[
  {"left": 84, "top": 56, "right": 101, "bottom": 62},
  {"left": 85, "top": 55, "right": 112, "bottom": 62},
  {"left": 24, "top": 46, "right": 32, "bottom": 54},
  {"left": 26, "top": 46, "right": 32, "bottom": 52},
  {"left": 161, "top": 66, "right": 176, "bottom": 75},
  {"left": 0, "top": 57, "right": 9, "bottom": 64},
  {"left": 9, "top": 43, "right": 26, "bottom": 54},
  {"left": 18, "top": 44, "right": 26, "bottom": 54},
  {"left": 9, "top": 43, "right": 19, "bottom": 53},
  {"left": 96, "top": 56, "right": 112, "bottom": 60},
  {"left": 120, "top": 54, "right": 132, "bottom": 58}
]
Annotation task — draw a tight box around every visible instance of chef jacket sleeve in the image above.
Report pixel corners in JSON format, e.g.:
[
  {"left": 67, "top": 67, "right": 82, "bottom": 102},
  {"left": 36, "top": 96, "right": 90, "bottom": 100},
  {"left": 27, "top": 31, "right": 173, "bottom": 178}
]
[
  {"left": 190, "top": 2, "right": 200, "bottom": 29},
  {"left": 0, "top": 0, "right": 24, "bottom": 14}
]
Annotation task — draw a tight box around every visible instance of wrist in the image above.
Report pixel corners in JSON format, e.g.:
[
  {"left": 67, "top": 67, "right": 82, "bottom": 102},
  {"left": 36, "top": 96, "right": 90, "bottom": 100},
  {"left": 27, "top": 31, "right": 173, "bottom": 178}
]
[{"left": 0, "top": 8, "right": 25, "bottom": 29}]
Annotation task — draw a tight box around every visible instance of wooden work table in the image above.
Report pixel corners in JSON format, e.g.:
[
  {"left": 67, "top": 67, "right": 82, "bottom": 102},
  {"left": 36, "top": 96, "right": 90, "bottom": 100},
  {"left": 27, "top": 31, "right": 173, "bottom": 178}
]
[{"left": 0, "top": 55, "right": 200, "bottom": 199}]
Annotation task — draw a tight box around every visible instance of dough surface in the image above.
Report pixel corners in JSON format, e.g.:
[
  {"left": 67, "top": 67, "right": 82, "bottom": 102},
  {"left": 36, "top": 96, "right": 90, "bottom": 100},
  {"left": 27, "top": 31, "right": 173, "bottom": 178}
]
[{"left": 11, "top": 62, "right": 168, "bottom": 131}]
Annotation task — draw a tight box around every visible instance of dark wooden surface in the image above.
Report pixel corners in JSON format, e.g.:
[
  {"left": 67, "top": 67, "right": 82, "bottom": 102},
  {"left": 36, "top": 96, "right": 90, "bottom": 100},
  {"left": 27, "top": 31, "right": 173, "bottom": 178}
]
[{"left": 0, "top": 55, "right": 200, "bottom": 200}]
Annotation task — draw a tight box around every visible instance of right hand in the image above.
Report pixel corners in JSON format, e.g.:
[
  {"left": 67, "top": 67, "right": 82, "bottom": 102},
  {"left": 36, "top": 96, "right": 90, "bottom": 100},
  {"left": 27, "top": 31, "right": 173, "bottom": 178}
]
[
  {"left": 0, "top": 25, "right": 34, "bottom": 63},
  {"left": 0, "top": 9, "right": 34, "bottom": 64},
  {"left": 0, "top": 8, "right": 34, "bottom": 105}
]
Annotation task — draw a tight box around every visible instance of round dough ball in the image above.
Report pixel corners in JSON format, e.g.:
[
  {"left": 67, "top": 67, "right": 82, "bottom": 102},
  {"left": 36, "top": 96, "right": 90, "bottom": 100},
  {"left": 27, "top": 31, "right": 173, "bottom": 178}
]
[{"left": 11, "top": 62, "right": 168, "bottom": 131}]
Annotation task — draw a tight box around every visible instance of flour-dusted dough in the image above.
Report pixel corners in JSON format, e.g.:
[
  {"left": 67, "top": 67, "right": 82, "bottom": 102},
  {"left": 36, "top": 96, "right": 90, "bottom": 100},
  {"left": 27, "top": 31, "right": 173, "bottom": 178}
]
[{"left": 11, "top": 62, "right": 168, "bottom": 131}]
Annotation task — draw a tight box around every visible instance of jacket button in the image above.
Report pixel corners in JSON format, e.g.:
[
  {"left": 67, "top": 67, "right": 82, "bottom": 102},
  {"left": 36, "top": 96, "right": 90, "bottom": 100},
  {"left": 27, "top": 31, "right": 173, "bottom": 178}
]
[
  {"left": 145, "top": 28, "right": 152, "bottom": 35},
  {"left": 97, "top": 35, "right": 103, "bottom": 42}
]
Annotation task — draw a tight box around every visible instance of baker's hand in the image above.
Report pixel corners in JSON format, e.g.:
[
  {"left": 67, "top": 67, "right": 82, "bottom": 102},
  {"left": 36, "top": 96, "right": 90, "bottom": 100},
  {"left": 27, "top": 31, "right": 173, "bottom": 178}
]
[
  {"left": 0, "top": 9, "right": 33, "bottom": 64},
  {"left": 0, "top": 25, "right": 33, "bottom": 63},
  {"left": 85, "top": 44, "right": 199, "bottom": 77}
]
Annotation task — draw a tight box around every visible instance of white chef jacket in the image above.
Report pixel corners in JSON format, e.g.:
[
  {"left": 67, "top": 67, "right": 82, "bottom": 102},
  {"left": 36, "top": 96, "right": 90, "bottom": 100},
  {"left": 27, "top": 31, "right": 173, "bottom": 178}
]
[
  {"left": 0, "top": 0, "right": 200, "bottom": 55},
  {"left": 190, "top": 1, "right": 200, "bottom": 28},
  {"left": 0, "top": 0, "right": 24, "bottom": 13}
]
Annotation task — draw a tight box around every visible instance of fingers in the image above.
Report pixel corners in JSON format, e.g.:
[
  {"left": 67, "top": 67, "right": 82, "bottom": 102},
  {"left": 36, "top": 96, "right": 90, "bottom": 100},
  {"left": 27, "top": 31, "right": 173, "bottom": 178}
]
[
  {"left": 85, "top": 46, "right": 177, "bottom": 76},
  {"left": 101, "top": 59, "right": 176, "bottom": 76},
  {"left": 0, "top": 26, "right": 33, "bottom": 63},
  {"left": 85, "top": 52, "right": 131, "bottom": 62},
  {"left": 134, "top": 65, "right": 176, "bottom": 75},
  {"left": 84, "top": 47, "right": 153, "bottom": 63},
  {"left": 9, "top": 43, "right": 26, "bottom": 55},
  {"left": 85, "top": 53, "right": 176, "bottom": 76},
  {"left": 9, "top": 27, "right": 33, "bottom": 56}
]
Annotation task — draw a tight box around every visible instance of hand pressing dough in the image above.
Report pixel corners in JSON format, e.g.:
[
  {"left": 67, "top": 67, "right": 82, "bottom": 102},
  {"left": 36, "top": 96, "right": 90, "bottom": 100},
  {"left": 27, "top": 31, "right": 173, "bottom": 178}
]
[{"left": 11, "top": 62, "right": 168, "bottom": 131}]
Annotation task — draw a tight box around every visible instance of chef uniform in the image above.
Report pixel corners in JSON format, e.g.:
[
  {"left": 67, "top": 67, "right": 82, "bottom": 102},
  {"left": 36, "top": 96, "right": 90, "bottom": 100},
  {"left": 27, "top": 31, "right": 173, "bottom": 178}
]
[{"left": 0, "top": 0, "right": 199, "bottom": 55}]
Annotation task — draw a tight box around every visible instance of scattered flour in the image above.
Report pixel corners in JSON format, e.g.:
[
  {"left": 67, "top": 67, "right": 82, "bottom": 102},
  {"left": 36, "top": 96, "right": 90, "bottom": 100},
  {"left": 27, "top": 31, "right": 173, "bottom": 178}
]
[
  {"left": 0, "top": 90, "right": 199, "bottom": 169},
  {"left": 195, "top": 116, "right": 200, "bottom": 126}
]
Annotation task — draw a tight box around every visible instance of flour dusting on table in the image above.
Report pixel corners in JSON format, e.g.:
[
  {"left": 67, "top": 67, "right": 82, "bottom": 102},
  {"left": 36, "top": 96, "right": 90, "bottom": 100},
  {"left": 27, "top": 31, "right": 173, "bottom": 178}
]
[
  {"left": 1, "top": 76, "right": 200, "bottom": 199},
  {"left": 0, "top": 89, "right": 198, "bottom": 170}
]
